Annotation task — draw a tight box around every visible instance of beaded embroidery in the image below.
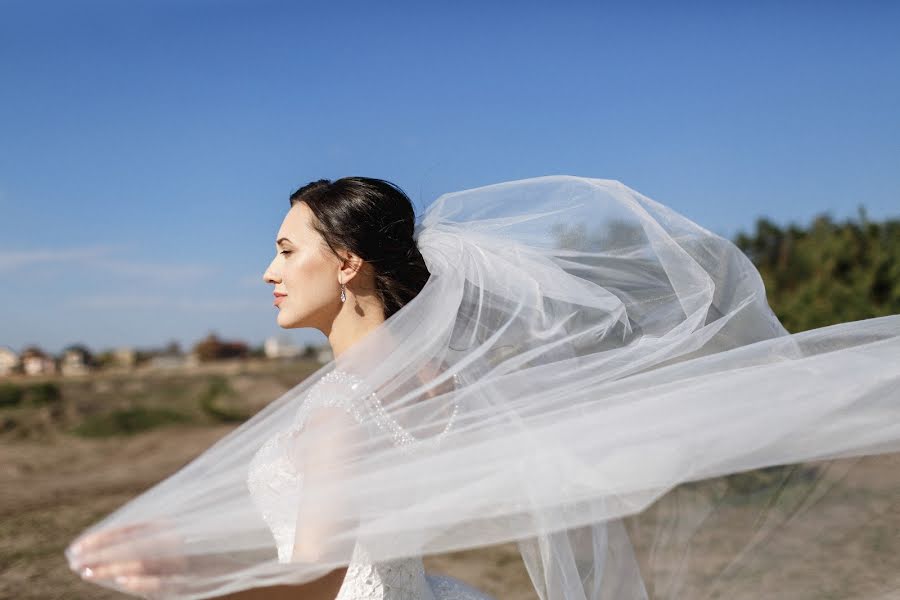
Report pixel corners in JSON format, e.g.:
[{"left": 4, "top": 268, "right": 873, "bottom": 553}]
[{"left": 308, "top": 369, "right": 460, "bottom": 452}]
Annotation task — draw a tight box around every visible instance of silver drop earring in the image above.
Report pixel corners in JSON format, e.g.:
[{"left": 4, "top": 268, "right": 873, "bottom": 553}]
[{"left": 339, "top": 277, "right": 346, "bottom": 303}]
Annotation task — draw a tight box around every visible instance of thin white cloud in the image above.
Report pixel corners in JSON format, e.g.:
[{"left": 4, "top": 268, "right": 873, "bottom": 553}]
[
  {"left": 0, "top": 245, "right": 113, "bottom": 270},
  {"left": 70, "top": 294, "right": 263, "bottom": 312},
  {"left": 0, "top": 245, "right": 216, "bottom": 282}
]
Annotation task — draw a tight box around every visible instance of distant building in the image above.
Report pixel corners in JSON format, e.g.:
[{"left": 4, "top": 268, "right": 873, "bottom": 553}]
[
  {"left": 148, "top": 354, "right": 188, "bottom": 370},
  {"left": 21, "top": 346, "right": 56, "bottom": 376},
  {"left": 113, "top": 347, "right": 137, "bottom": 369},
  {"left": 146, "top": 343, "right": 188, "bottom": 370},
  {"left": 61, "top": 346, "right": 93, "bottom": 376},
  {"left": 0, "top": 346, "right": 19, "bottom": 376},
  {"left": 316, "top": 345, "right": 334, "bottom": 364},
  {"left": 263, "top": 336, "right": 302, "bottom": 359}
]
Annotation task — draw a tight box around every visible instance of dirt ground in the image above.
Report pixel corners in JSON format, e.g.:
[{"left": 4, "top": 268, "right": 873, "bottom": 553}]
[
  {"left": 0, "top": 422, "right": 537, "bottom": 600},
  {"left": 2, "top": 364, "right": 898, "bottom": 599}
]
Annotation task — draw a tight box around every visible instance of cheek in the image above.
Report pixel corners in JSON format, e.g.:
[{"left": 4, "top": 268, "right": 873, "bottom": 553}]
[{"left": 283, "top": 255, "right": 334, "bottom": 305}]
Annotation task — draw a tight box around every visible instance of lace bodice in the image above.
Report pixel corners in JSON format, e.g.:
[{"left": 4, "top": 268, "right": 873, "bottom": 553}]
[{"left": 246, "top": 369, "right": 495, "bottom": 600}]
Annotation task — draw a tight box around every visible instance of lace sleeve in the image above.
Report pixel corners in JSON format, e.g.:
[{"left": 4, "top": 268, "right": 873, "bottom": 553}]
[
  {"left": 246, "top": 369, "right": 462, "bottom": 563},
  {"left": 301, "top": 370, "right": 461, "bottom": 452},
  {"left": 245, "top": 371, "right": 367, "bottom": 564},
  {"left": 289, "top": 396, "right": 361, "bottom": 562}
]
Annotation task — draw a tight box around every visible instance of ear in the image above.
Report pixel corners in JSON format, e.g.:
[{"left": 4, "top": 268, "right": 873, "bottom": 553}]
[{"left": 337, "top": 252, "right": 364, "bottom": 284}]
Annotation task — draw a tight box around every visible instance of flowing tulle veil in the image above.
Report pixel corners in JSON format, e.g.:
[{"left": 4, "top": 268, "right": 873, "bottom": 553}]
[{"left": 67, "top": 175, "right": 900, "bottom": 599}]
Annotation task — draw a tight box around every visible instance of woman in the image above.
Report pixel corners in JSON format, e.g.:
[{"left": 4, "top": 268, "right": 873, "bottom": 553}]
[
  {"left": 69, "top": 177, "right": 496, "bottom": 600},
  {"left": 68, "top": 175, "right": 900, "bottom": 599},
  {"left": 247, "top": 178, "right": 496, "bottom": 599}
]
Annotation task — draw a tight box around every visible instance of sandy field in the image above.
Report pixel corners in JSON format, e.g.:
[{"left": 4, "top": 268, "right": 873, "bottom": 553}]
[
  {"left": 0, "top": 424, "right": 536, "bottom": 599},
  {"left": 2, "top": 361, "right": 897, "bottom": 599}
]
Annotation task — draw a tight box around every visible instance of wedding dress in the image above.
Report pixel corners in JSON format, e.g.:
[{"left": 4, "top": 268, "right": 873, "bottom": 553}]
[
  {"left": 246, "top": 369, "right": 496, "bottom": 600},
  {"left": 66, "top": 175, "right": 900, "bottom": 600}
]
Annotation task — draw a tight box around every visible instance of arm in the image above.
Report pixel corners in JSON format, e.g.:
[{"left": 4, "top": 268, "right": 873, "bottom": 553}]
[
  {"left": 213, "top": 568, "right": 348, "bottom": 600},
  {"left": 290, "top": 404, "right": 363, "bottom": 563},
  {"left": 70, "top": 526, "right": 349, "bottom": 599},
  {"left": 214, "top": 407, "right": 360, "bottom": 599}
]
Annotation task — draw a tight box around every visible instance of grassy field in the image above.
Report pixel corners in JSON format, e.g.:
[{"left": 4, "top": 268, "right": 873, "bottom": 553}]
[
  {"left": 0, "top": 360, "right": 534, "bottom": 599},
  {"left": 1, "top": 361, "right": 897, "bottom": 599}
]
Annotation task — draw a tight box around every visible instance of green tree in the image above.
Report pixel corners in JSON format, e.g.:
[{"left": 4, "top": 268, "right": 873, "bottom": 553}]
[{"left": 733, "top": 209, "right": 899, "bottom": 332}]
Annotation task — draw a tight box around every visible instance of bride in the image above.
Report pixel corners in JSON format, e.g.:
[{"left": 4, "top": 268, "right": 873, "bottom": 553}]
[{"left": 67, "top": 175, "right": 900, "bottom": 599}]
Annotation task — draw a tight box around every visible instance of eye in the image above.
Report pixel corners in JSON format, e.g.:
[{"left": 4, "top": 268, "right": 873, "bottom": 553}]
[{"left": 280, "top": 250, "right": 292, "bottom": 256}]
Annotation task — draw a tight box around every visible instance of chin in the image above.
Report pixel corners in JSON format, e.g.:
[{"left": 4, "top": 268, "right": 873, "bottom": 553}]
[
  {"left": 276, "top": 311, "right": 301, "bottom": 329},
  {"left": 280, "top": 306, "right": 316, "bottom": 329}
]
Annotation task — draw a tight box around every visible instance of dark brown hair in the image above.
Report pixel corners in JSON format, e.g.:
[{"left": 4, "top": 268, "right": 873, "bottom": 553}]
[{"left": 289, "top": 177, "right": 431, "bottom": 320}]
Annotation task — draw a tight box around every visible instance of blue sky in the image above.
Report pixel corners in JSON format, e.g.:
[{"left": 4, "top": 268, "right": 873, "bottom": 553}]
[{"left": 1, "top": 0, "right": 898, "bottom": 354}]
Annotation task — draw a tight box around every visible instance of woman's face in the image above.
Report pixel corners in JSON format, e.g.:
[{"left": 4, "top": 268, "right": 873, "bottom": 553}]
[{"left": 263, "top": 202, "right": 342, "bottom": 331}]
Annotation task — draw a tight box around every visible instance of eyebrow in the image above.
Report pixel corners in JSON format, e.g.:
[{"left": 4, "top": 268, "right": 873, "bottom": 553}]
[{"left": 276, "top": 237, "right": 293, "bottom": 246}]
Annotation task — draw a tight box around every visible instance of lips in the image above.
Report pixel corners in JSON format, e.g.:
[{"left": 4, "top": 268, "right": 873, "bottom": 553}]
[{"left": 273, "top": 292, "right": 287, "bottom": 307}]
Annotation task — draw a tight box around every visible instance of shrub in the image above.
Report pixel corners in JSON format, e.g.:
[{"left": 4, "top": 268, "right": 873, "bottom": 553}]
[
  {"left": 0, "top": 384, "right": 24, "bottom": 408},
  {"left": 198, "top": 376, "right": 248, "bottom": 423},
  {"left": 72, "top": 407, "right": 190, "bottom": 437},
  {"left": 27, "top": 382, "right": 62, "bottom": 406}
]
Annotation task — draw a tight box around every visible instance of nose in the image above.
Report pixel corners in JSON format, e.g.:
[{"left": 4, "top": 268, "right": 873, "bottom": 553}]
[{"left": 263, "top": 258, "right": 281, "bottom": 285}]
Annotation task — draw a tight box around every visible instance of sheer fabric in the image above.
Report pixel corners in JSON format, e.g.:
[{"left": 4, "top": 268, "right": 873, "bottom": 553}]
[
  {"left": 67, "top": 175, "right": 900, "bottom": 599},
  {"left": 246, "top": 368, "right": 495, "bottom": 599}
]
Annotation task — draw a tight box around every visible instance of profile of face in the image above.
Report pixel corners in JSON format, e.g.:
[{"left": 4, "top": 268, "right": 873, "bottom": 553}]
[{"left": 262, "top": 201, "right": 346, "bottom": 332}]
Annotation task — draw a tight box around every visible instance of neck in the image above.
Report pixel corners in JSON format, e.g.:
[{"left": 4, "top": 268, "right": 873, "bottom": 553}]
[{"left": 326, "top": 300, "right": 386, "bottom": 360}]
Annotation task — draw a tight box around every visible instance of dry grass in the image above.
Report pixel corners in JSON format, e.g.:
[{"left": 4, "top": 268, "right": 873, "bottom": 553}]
[{"left": 1, "top": 363, "right": 897, "bottom": 599}]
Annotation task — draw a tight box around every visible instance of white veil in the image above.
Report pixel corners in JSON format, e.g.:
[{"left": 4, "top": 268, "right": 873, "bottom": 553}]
[{"left": 66, "top": 175, "right": 900, "bottom": 599}]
